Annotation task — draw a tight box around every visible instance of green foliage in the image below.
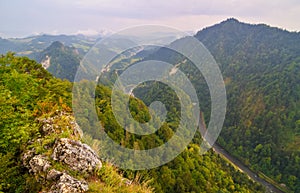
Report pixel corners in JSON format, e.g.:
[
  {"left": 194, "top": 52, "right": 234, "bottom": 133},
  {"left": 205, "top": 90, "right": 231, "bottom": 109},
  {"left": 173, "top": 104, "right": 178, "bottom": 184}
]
[
  {"left": 0, "top": 53, "right": 72, "bottom": 192},
  {"left": 0, "top": 153, "right": 33, "bottom": 193},
  {"left": 129, "top": 19, "right": 300, "bottom": 192},
  {"left": 36, "top": 41, "right": 82, "bottom": 81},
  {"left": 0, "top": 53, "right": 153, "bottom": 192},
  {"left": 193, "top": 19, "right": 300, "bottom": 192},
  {"left": 76, "top": 79, "right": 265, "bottom": 193},
  {"left": 0, "top": 53, "right": 50, "bottom": 154},
  {"left": 144, "top": 146, "right": 264, "bottom": 193},
  {"left": 87, "top": 163, "right": 153, "bottom": 193}
]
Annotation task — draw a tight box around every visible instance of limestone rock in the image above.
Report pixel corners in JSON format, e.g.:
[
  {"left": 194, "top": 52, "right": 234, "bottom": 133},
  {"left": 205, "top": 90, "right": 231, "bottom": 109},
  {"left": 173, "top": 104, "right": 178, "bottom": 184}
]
[
  {"left": 38, "top": 111, "right": 83, "bottom": 138},
  {"left": 23, "top": 152, "right": 90, "bottom": 192},
  {"left": 49, "top": 173, "right": 89, "bottom": 193},
  {"left": 29, "top": 155, "right": 51, "bottom": 174},
  {"left": 47, "top": 169, "right": 63, "bottom": 181},
  {"left": 21, "top": 112, "right": 99, "bottom": 192},
  {"left": 22, "top": 148, "right": 35, "bottom": 168},
  {"left": 52, "top": 138, "right": 102, "bottom": 174}
]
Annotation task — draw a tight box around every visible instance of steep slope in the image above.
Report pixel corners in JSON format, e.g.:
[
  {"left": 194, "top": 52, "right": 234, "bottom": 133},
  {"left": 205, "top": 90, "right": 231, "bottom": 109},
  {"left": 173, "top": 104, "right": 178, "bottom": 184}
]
[
  {"left": 193, "top": 18, "right": 300, "bottom": 192},
  {"left": 0, "top": 53, "right": 152, "bottom": 193},
  {"left": 35, "top": 41, "right": 82, "bottom": 81},
  {"left": 76, "top": 82, "right": 265, "bottom": 193},
  {"left": 104, "top": 18, "right": 300, "bottom": 192},
  {"left": 2, "top": 18, "right": 299, "bottom": 192},
  {"left": 0, "top": 53, "right": 265, "bottom": 193}
]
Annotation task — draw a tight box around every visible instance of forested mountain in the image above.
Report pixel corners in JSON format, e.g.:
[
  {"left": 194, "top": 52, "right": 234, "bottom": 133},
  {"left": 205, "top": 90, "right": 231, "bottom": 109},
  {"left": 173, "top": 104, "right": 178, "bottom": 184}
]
[
  {"left": 0, "top": 53, "right": 265, "bottom": 192},
  {"left": 34, "top": 41, "right": 82, "bottom": 81},
  {"left": 193, "top": 18, "right": 300, "bottom": 192},
  {"left": 0, "top": 34, "right": 99, "bottom": 81},
  {"left": 75, "top": 81, "right": 265, "bottom": 193},
  {"left": 134, "top": 18, "right": 300, "bottom": 192},
  {"left": 99, "top": 18, "right": 300, "bottom": 192},
  {"left": 0, "top": 34, "right": 97, "bottom": 56},
  {"left": 0, "top": 53, "right": 153, "bottom": 193},
  {"left": 1, "top": 18, "right": 299, "bottom": 192}
]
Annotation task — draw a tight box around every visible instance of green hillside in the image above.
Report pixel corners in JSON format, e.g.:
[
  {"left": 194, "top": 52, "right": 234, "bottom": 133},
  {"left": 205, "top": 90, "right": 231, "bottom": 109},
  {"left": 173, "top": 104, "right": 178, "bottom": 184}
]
[
  {"left": 35, "top": 41, "right": 82, "bottom": 81},
  {"left": 193, "top": 19, "right": 300, "bottom": 191},
  {"left": 1, "top": 18, "right": 299, "bottom": 192},
  {"left": 0, "top": 53, "right": 265, "bottom": 192},
  {"left": 105, "top": 18, "right": 299, "bottom": 192},
  {"left": 0, "top": 53, "right": 152, "bottom": 193},
  {"left": 77, "top": 82, "right": 265, "bottom": 193}
]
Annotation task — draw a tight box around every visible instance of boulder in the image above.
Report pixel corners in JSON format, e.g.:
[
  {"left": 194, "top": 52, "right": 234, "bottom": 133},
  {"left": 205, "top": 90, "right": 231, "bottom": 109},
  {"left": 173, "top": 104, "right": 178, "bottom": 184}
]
[
  {"left": 49, "top": 173, "right": 89, "bottom": 193},
  {"left": 47, "top": 169, "right": 63, "bottom": 181},
  {"left": 52, "top": 138, "right": 102, "bottom": 174},
  {"left": 29, "top": 155, "right": 51, "bottom": 174},
  {"left": 21, "top": 112, "right": 101, "bottom": 192}
]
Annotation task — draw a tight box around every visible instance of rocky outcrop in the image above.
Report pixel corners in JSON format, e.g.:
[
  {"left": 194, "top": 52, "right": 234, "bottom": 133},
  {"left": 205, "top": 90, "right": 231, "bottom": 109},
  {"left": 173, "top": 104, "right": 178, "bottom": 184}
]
[
  {"left": 51, "top": 138, "right": 102, "bottom": 174},
  {"left": 38, "top": 111, "right": 83, "bottom": 137},
  {"left": 48, "top": 171, "right": 89, "bottom": 193},
  {"left": 29, "top": 155, "right": 51, "bottom": 175},
  {"left": 22, "top": 112, "right": 102, "bottom": 193},
  {"left": 23, "top": 138, "right": 100, "bottom": 192},
  {"left": 41, "top": 55, "right": 51, "bottom": 69}
]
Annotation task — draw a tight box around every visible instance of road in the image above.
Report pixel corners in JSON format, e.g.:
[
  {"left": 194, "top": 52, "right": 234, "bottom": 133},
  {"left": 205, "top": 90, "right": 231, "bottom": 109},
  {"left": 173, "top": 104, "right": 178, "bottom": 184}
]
[
  {"left": 198, "top": 111, "right": 285, "bottom": 193},
  {"left": 212, "top": 143, "right": 285, "bottom": 193}
]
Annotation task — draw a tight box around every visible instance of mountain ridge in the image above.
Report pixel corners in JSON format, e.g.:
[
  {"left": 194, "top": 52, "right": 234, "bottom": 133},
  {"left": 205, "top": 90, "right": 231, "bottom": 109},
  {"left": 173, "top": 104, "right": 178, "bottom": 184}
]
[
  {"left": 193, "top": 18, "right": 300, "bottom": 192},
  {"left": 1, "top": 18, "right": 299, "bottom": 192},
  {"left": 34, "top": 41, "right": 81, "bottom": 81},
  {"left": 100, "top": 18, "right": 300, "bottom": 192}
]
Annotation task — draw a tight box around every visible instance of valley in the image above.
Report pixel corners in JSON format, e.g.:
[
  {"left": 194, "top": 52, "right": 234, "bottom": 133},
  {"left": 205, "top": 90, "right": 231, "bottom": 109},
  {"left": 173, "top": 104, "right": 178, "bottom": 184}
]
[{"left": 0, "top": 18, "right": 299, "bottom": 192}]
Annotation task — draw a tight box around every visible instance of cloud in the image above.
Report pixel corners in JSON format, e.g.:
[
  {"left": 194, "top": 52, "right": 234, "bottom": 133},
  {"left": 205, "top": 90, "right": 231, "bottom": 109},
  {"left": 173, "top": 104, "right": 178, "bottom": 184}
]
[
  {"left": 50, "top": 0, "right": 300, "bottom": 19},
  {"left": 74, "top": 28, "right": 113, "bottom": 36},
  {"left": 75, "top": 29, "right": 100, "bottom": 36},
  {"left": 1, "top": 0, "right": 300, "bottom": 37}
]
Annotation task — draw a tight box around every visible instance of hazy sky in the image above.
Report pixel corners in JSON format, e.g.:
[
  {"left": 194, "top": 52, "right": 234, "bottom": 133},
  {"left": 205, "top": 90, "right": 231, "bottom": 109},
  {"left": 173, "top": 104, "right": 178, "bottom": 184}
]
[{"left": 1, "top": 0, "right": 300, "bottom": 37}]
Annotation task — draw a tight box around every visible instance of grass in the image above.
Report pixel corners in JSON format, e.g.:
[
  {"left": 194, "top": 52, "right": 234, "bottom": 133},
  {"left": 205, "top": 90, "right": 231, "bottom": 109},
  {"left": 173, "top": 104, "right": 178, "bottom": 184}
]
[{"left": 87, "top": 163, "right": 153, "bottom": 193}]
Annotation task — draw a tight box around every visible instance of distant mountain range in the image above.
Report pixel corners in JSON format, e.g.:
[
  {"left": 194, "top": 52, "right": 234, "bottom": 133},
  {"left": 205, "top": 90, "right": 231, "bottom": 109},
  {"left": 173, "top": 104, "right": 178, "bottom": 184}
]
[
  {"left": 0, "top": 34, "right": 99, "bottom": 81},
  {"left": 0, "top": 34, "right": 99, "bottom": 56}
]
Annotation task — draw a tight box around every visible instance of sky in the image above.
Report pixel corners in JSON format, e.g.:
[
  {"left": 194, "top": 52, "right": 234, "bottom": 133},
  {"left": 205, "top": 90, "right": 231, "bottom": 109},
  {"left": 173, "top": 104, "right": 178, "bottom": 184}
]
[{"left": 1, "top": 0, "right": 300, "bottom": 38}]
